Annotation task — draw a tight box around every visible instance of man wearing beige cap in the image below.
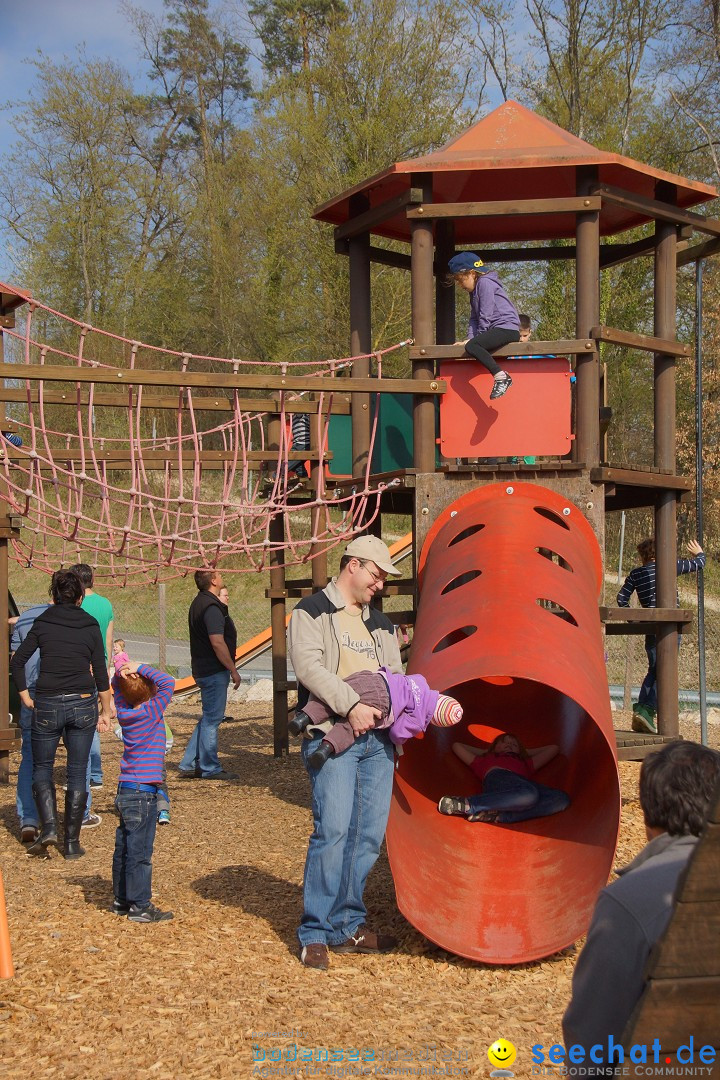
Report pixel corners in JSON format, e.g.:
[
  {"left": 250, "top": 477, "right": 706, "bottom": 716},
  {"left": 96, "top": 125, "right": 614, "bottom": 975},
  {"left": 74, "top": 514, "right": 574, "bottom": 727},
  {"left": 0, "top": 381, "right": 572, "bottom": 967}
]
[{"left": 288, "top": 534, "right": 403, "bottom": 970}]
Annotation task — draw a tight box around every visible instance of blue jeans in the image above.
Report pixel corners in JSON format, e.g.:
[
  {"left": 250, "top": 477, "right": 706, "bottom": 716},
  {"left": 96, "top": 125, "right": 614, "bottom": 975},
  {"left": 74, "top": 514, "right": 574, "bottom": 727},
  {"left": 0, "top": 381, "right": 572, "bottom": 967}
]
[
  {"left": 468, "top": 768, "right": 570, "bottom": 824},
  {"left": 639, "top": 635, "right": 682, "bottom": 712},
  {"left": 90, "top": 729, "right": 103, "bottom": 784},
  {"left": 298, "top": 725, "right": 394, "bottom": 948},
  {"left": 31, "top": 692, "right": 98, "bottom": 791},
  {"left": 16, "top": 700, "right": 38, "bottom": 828},
  {"left": 113, "top": 786, "right": 158, "bottom": 907},
  {"left": 179, "top": 670, "right": 231, "bottom": 776}
]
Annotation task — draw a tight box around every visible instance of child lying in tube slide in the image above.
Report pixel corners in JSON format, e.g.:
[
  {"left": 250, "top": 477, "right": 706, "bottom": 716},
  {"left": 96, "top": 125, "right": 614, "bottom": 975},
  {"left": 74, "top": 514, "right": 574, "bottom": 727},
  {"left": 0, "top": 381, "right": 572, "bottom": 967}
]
[
  {"left": 438, "top": 733, "right": 570, "bottom": 823},
  {"left": 288, "top": 668, "right": 464, "bottom": 769}
]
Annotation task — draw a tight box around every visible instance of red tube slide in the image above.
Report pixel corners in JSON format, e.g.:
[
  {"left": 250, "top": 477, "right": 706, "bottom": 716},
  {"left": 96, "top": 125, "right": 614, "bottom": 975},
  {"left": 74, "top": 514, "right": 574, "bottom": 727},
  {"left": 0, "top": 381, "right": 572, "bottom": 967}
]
[{"left": 386, "top": 483, "right": 620, "bottom": 964}]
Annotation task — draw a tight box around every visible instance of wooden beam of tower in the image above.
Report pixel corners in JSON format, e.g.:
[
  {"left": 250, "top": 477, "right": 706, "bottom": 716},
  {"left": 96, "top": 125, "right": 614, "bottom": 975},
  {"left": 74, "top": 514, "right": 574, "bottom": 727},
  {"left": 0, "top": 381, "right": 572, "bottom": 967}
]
[
  {"left": 334, "top": 242, "right": 412, "bottom": 272},
  {"left": 593, "top": 183, "right": 720, "bottom": 237},
  {"left": 676, "top": 234, "right": 720, "bottom": 266},
  {"left": 3, "top": 449, "right": 332, "bottom": 466},
  {"left": 591, "top": 326, "right": 690, "bottom": 356},
  {"left": 0, "top": 363, "right": 444, "bottom": 396},
  {"left": 599, "top": 228, "right": 691, "bottom": 270},
  {"left": 334, "top": 188, "right": 423, "bottom": 242},
  {"left": 409, "top": 339, "right": 595, "bottom": 360},
  {"left": 406, "top": 196, "right": 601, "bottom": 219},
  {"left": 0, "top": 387, "right": 352, "bottom": 414}
]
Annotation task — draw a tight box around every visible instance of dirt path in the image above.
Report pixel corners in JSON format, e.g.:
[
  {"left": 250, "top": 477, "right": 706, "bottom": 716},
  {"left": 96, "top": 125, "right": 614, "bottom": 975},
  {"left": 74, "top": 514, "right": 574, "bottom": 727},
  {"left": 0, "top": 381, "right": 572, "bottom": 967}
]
[{"left": 0, "top": 704, "right": 712, "bottom": 1079}]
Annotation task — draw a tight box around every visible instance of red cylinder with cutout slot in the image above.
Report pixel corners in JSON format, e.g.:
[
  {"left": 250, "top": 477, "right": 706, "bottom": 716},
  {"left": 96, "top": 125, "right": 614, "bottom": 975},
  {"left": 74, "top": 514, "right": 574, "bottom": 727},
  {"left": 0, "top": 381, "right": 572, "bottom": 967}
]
[{"left": 386, "top": 482, "right": 620, "bottom": 964}]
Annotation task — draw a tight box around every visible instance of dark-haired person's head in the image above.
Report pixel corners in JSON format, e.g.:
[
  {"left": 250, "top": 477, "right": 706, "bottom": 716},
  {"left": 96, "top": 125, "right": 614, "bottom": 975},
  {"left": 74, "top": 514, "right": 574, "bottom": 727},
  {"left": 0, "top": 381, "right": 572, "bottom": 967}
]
[
  {"left": 640, "top": 740, "right": 720, "bottom": 838},
  {"left": 636, "top": 538, "right": 655, "bottom": 564},
  {"left": 115, "top": 671, "right": 155, "bottom": 708},
  {"left": 194, "top": 568, "right": 219, "bottom": 592},
  {"left": 50, "top": 570, "right": 84, "bottom": 606},
  {"left": 68, "top": 562, "right": 94, "bottom": 588}
]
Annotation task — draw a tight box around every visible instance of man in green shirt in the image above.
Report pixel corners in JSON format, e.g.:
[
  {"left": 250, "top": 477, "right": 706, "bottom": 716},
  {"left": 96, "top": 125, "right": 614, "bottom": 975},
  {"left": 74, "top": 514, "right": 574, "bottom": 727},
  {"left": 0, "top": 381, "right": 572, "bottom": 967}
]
[{"left": 70, "top": 564, "right": 114, "bottom": 824}]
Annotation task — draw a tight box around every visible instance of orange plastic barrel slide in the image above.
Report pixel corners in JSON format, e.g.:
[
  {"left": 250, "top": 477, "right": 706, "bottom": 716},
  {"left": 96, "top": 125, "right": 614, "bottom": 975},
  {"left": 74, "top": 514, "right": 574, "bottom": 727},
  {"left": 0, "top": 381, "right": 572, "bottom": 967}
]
[{"left": 386, "top": 483, "right": 620, "bottom": 964}]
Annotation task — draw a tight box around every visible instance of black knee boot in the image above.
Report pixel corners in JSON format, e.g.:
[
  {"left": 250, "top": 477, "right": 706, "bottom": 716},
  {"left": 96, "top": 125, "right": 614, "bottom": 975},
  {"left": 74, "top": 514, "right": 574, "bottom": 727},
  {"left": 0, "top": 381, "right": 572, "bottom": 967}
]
[
  {"left": 63, "top": 789, "right": 87, "bottom": 860},
  {"left": 27, "top": 782, "right": 59, "bottom": 856}
]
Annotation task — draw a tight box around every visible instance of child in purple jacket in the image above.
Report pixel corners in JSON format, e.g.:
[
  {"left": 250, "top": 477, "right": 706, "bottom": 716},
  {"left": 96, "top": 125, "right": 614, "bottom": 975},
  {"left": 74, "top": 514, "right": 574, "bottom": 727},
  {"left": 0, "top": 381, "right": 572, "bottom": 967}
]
[
  {"left": 289, "top": 669, "right": 463, "bottom": 769},
  {"left": 448, "top": 251, "right": 520, "bottom": 399}
]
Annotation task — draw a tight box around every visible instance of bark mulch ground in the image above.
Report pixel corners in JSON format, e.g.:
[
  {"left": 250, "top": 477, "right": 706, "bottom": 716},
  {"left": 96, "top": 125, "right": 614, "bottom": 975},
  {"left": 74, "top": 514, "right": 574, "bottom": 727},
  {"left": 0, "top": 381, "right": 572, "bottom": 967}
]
[{"left": 0, "top": 703, "right": 714, "bottom": 1079}]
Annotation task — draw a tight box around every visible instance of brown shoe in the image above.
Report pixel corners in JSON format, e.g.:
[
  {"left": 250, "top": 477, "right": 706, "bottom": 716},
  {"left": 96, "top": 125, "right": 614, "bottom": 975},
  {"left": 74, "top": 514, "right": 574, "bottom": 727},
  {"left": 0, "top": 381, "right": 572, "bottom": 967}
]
[
  {"left": 300, "top": 943, "right": 329, "bottom": 970},
  {"left": 21, "top": 825, "right": 40, "bottom": 845},
  {"left": 330, "top": 927, "right": 397, "bottom": 954}
]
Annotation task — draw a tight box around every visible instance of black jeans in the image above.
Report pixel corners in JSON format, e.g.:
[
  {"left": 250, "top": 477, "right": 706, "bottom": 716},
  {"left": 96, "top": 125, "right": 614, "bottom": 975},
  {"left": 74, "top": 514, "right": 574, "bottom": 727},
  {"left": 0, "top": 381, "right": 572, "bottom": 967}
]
[
  {"left": 113, "top": 786, "right": 158, "bottom": 907},
  {"left": 464, "top": 327, "right": 520, "bottom": 376},
  {"left": 31, "top": 691, "right": 98, "bottom": 790}
]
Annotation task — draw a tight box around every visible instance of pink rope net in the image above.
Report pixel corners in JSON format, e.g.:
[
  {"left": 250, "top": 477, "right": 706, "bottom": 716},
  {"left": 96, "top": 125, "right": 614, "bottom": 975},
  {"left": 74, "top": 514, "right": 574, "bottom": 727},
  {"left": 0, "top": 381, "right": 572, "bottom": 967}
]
[{"left": 0, "top": 283, "right": 410, "bottom": 585}]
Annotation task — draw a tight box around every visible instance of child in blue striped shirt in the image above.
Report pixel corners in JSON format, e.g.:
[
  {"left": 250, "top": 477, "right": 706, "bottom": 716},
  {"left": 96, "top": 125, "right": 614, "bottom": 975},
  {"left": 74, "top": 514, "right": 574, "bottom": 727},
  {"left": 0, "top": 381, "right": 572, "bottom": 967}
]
[
  {"left": 111, "top": 662, "right": 175, "bottom": 922},
  {"left": 617, "top": 538, "right": 705, "bottom": 733}
]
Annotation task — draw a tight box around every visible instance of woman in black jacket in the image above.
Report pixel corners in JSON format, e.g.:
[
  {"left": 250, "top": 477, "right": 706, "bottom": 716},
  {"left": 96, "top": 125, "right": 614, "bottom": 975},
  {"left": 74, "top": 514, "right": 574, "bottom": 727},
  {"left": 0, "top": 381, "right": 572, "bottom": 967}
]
[{"left": 11, "top": 570, "right": 112, "bottom": 859}]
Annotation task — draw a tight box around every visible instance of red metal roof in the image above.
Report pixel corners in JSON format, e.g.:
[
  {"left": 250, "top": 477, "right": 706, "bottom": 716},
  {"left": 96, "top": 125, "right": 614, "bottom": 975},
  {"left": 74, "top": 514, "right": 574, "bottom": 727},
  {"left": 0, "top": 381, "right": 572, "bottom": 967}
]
[{"left": 313, "top": 101, "right": 718, "bottom": 243}]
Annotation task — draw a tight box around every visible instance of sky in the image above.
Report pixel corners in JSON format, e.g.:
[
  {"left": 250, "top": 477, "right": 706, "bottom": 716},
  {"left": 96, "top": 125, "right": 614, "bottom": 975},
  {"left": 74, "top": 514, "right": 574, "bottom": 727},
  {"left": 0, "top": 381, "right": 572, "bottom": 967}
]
[
  {"left": 0, "top": 0, "right": 171, "bottom": 158},
  {"left": 0, "top": 0, "right": 190, "bottom": 281}
]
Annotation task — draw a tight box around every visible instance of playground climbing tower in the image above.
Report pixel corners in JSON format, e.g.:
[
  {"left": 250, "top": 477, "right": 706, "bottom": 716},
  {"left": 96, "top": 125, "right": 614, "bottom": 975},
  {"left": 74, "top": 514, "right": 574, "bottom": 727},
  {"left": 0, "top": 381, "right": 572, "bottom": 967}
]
[
  {"left": 313, "top": 100, "right": 718, "bottom": 744},
  {"left": 310, "top": 101, "right": 720, "bottom": 961}
]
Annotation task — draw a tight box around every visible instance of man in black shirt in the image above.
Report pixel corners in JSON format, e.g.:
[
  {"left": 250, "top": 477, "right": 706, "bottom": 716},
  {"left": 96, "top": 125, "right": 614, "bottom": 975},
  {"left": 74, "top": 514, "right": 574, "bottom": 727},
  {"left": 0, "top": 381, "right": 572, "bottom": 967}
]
[{"left": 178, "top": 569, "right": 241, "bottom": 780}]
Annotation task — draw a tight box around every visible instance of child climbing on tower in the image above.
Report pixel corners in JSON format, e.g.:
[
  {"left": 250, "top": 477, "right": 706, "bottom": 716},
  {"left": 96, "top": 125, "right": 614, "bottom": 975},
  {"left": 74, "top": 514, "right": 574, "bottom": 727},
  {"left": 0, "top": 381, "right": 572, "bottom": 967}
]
[
  {"left": 112, "top": 661, "right": 175, "bottom": 920},
  {"left": 288, "top": 669, "right": 463, "bottom": 768},
  {"left": 448, "top": 252, "right": 521, "bottom": 399},
  {"left": 617, "top": 537, "right": 705, "bottom": 734},
  {"left": 437, "top": 732, "right": 570, "bottom": 823}
]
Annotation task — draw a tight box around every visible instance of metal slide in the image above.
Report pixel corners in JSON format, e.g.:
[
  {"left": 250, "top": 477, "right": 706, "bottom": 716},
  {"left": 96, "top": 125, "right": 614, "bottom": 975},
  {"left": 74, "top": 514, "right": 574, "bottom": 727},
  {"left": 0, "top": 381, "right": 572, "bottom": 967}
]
[
  {"left": 386, "top": 484, "right": 620, "bottom": 964},
  {"left": 172, "top": 534, "right": 415, "bottom": 697}
]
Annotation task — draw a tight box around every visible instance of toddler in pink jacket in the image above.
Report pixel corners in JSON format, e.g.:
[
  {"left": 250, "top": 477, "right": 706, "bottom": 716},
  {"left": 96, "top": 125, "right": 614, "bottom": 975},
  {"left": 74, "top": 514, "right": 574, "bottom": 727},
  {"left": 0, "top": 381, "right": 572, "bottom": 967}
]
[{"left": 289, "top": 668, "right": 462, "bottom": 769}]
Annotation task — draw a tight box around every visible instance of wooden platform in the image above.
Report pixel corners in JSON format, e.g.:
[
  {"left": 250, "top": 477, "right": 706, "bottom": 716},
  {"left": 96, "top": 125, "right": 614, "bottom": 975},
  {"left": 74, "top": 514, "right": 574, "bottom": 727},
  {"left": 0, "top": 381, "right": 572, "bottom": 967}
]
[{"left": 614, "top": 729, "right": 676, "bottom": 760}]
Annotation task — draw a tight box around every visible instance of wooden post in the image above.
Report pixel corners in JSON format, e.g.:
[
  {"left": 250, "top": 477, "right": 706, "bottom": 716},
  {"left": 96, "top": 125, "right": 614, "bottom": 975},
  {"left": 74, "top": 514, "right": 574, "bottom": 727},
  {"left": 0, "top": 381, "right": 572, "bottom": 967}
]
[
  {"left": 0, "top": 323, "right": 19, "bottom": 784},
  {"left": 412, "top": 173, "right": 436, "bottom": 473},
  {"left": 349, "top": 193, "right": 372, "bottom": 479},
  {"left": 0, "top": 521, "right": 9, "bottom": 785},
  {"left": 435, "top": 219, "right": 455, "bottom": 345},
  {"left": 575, "top": 166, "right": 601, "bottom": 467},
  {"left": 309, "top": 397, "right": 328, "bottom": 592},
  {"left": 268, "top": 414, "right": 288, "bottom": 757},
  {"left": 654, "top": 182, "right": 679, "bottom": 737}
]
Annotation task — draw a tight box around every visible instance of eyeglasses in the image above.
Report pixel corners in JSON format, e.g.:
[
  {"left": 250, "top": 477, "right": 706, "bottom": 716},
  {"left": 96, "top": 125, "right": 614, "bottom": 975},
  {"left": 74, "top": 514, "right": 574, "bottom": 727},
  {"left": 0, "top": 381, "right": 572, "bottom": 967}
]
[{"left": 359, "top": 561, "right": 385, "bottom": 585}]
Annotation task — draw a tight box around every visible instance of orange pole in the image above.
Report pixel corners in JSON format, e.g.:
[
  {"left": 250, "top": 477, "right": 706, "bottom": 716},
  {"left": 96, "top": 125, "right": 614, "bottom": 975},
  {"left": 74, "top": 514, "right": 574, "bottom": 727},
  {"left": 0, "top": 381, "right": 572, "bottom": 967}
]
[{"left": 0, "top": 870, "right": 14, "bottom": 978}]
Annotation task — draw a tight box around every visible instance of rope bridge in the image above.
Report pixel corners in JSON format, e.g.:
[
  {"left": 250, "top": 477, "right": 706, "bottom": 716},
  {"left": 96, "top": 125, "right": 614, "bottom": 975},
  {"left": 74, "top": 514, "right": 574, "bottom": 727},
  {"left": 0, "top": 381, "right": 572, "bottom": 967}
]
[{"left": 0, "top": 282, "right": 410, "bottom": 584}]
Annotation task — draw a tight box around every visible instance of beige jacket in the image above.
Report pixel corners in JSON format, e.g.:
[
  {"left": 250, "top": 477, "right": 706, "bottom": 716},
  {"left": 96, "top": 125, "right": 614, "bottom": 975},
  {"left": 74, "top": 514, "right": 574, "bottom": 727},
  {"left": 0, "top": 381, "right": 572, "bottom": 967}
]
[{"left": 287, "top": 578, "right": 403, "bottom": 719}]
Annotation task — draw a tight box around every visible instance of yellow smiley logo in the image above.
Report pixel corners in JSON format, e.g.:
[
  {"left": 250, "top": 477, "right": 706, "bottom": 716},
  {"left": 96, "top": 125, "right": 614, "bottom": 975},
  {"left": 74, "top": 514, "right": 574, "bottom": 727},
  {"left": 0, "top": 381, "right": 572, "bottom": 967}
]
[{"left": 488, "top": 1039, "right": 517, "bottom": 1069}]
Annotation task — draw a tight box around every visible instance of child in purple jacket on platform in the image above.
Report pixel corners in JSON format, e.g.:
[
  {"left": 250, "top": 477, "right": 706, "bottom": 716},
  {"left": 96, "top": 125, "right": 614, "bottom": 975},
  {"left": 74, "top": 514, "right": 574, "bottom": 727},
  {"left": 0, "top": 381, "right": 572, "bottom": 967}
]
[
  {"left": 289, "top": 668, "right": 463, "bottom": 769},
  {"left": 448, "top": 251, "right": 521, "bottom": 399}
]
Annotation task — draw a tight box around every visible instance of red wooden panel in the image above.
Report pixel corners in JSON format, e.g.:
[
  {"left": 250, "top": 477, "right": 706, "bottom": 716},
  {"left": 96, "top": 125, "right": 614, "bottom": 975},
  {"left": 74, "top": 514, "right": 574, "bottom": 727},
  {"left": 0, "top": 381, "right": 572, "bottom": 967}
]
[{"left": 439, "top": 357, "right": 573, "bottom": 458}]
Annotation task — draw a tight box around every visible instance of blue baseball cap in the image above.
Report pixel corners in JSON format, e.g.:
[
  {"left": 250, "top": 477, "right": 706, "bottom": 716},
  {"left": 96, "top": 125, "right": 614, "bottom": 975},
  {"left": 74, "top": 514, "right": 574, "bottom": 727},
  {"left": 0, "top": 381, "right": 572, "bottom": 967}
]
[{"left": 448, "top": 252, "right": 485, "bottom": 273}]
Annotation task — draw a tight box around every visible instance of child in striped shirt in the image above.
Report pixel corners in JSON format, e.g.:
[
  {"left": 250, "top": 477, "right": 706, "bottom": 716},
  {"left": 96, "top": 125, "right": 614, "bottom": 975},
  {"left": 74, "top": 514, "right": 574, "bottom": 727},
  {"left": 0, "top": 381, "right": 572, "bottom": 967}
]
[
  {"left": 111, "top": 662, "right": 175, "bottom": 922},
  {"left": 617, "top": 538, "right": 705, "bottom": 734}
]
